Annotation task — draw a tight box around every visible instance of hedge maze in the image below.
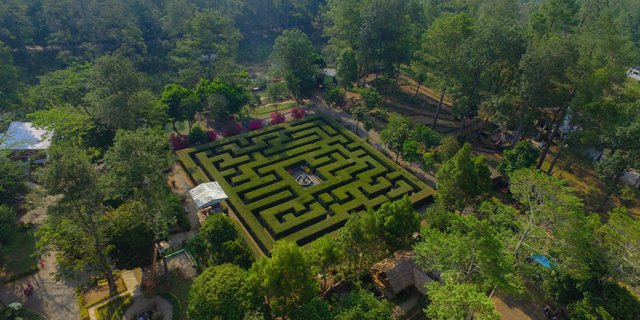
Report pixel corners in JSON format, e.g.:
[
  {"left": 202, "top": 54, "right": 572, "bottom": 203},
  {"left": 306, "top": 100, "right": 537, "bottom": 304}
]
[{"left": 178, "top": 115, "right": 435, "bottom": 253}]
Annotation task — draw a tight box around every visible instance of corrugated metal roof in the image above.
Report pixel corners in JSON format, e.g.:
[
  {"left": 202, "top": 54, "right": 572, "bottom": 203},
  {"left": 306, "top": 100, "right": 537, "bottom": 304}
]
[
  {"left": 0, "top": 122, "right": 53, "bottom": 150},
  {"left": 188, "top": 182, "right": 228, "bottom": 209}
]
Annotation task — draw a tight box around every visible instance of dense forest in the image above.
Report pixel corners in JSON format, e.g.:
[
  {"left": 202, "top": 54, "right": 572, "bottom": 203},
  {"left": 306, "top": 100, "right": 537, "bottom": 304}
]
[{"left": 1, "top": 0, "right": 640, "bottom": 320}]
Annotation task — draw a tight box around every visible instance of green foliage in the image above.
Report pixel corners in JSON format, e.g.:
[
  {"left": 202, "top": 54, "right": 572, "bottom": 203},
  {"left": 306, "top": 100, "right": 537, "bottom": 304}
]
[
  {"left": 270, "top": 29, "right": 320, "bottom": 103},
  {"left": 310, "top": 234, "right": 343, "bottom": 288},
  {"left": 422, "top": 152, "right": 435, "bottom": 170},
  {"left": 497, "top": 141, "right": 540, "bottom": 174},
  {"left": 424, "top": 281, "right": 501, "bottom": 320},
  {"left": 251, "top": 241, "right": 318, "bottom": 317},
  {"left": 194, "top": 214, "right": 254, "bottom": 269},
  {"left": 104, "top": 201, "right": 154, "bottom": 269},
  {"left": 0, "top": 40, "right": 20, "bottom": 109},
  {"left": 336, "top": 49, "right": 358, "bottom": 88},
  {"left": 177, "top": 116, "right": 434, "bottom": 253},
  {"left": 0, "top": 153, "right": 26, "bottom": 203},
  {"left": 333, "top": 289, "right": 393, "bottom": 320},
  {"left": 0, "top": 204, "right": 17, "bottom": 245},
  {"left": 188, "top": 126, "right": 208, "bottom": 145},
  {"left": 412, "top": 125, "right": 441, "bottom": 149},
  {"left": 188, "top": 264, "right": 263, "bottom": 320},
  {"left": 436, "top": 143, "right": 491, "bottom": 210},
  {"left": 27, "top": 106, "right": 94, "bottom": 144},
  {"left": 36, "top": 144, "right": 118, "bottom": 294},
  {"left": 290, "top": 298, "right": 332, "bottom": 320},
  {"left": 437, "top": 136, "right": 461, "bottom": 162},
  {"left": 85, "top": 54, "right": 165, "bottom": 130},
  {"left": 380, "top": 113, "right": 413, "bottom": 159},
  {"left": 171, "top": 10, "right": 241, "bottom": 84},
  {"left": 359, "top": 88, "right": 381, "bottom": 109},
  {"left": 373, "top": 196, "right": 419, "bottom": 250},
  {"left": 401, "top": 139, "right": 420, "bottom": 163},
  {"left": 266, "top": 82, "right": 289, "bottom": 102},
  {"left": 599, "top": 208, "right": 640, "bottom": 286},
  {"left": 29, "top": 63, "right": 91, "bottom": 107},
  {"left": 325, "top": 87, "right": 346, "bottom": 107},
  {"left": 415, "top": 213, "right": 518, "bottom": 292},
  {"left": 196, "top": 79, "right": 251, "bottom": 118},
  {"left": 101, "top": 128, "right": 173, "bottom": 202},
  {"left": 161, "top": 84, "right": 202, "bottom": 131}
]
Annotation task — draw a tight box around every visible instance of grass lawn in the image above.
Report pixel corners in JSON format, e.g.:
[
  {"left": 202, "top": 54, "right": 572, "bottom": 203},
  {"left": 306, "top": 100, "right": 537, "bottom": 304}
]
[
  {"left": 248, "top": 101, "right": 297, "bottom": 117},
  {"left": 0, "top": 227, "right": 38, "bottom": 282},
  {"left": 177, "top": 115, "right": 435, "bottom": 253},
  {"left": 83, "top": 276, "right": 128, "bottom": 307}
]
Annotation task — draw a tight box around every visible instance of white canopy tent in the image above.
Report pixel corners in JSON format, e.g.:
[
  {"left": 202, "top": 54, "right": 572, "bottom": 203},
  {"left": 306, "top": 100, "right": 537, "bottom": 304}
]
[{"left": 189, "top": 182, "right": 229, "bottom": 209}]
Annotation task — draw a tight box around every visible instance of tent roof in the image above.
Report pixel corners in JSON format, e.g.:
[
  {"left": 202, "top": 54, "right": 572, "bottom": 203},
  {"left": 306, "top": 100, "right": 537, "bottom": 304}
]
[
  {"left": 189, "top": 182, "right": 228, "bottom": 209},
  {"left": 0, "top": 122, "right": 53, "bottom": 150}
]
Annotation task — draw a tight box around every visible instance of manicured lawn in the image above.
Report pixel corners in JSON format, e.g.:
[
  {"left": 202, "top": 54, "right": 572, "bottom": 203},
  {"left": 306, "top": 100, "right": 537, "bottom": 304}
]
[
  {"left": 178, "top": 115, "right": 435, "bottom": 253},
  {"left": 248, "top": 101, "right": 297, "bottom": 117},
  {"left": 0, "top": 227, "right": 38, "bottom": 282}
]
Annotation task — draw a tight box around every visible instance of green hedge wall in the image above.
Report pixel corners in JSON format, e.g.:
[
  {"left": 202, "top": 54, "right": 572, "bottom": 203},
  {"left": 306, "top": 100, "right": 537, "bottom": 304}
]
[{"left": 178, "top": 115, "right": 435, "bottom": 254}]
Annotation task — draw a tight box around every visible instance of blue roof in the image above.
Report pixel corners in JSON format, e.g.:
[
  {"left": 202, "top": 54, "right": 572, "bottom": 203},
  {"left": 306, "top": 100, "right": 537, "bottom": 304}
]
[{"left": 531, "top": 254, "right": 554, "bottom": 269}]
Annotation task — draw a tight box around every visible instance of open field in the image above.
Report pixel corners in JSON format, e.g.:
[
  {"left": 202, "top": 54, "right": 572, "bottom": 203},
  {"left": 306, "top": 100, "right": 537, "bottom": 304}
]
[{"left": 178, "top": 115, "right": 435, "bottom": 253}]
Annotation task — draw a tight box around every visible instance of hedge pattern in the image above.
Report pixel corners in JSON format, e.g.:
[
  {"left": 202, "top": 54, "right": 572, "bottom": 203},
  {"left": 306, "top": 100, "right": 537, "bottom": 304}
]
[{"left": 178, "top": 115, "right": 435, "bottom": 253}]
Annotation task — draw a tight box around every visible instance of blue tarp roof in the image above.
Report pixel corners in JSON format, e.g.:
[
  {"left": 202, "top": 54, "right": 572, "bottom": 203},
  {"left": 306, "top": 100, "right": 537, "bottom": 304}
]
[{"left": 531, "top": 254, "right": 555, "bottom": 268}]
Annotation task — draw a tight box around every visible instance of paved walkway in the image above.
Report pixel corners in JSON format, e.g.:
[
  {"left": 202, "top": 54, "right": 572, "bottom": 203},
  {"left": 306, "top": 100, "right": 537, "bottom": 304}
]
[{"left": 0, "top": 252, "right": 80, "bottom": 320}]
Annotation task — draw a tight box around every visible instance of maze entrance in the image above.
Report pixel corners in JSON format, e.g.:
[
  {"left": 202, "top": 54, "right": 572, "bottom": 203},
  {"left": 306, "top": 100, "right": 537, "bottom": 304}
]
[{"left": 178, "top": 115, "right": 435, "bottom": 253}]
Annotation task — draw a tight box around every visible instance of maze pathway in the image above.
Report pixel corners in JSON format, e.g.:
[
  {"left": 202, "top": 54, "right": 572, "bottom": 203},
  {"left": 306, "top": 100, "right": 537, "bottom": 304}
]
[{"left": 178, "top": 115, "right": 435, "bottom": 253}]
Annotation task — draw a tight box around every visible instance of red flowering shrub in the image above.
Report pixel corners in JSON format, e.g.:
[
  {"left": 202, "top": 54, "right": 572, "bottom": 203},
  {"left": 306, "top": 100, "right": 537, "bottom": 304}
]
[
  {"left": 169, "top": 134, "right": 189, "bottom": 151},
  {"left": 223, "top": 122, "right": 244, "bottom": 137},
  {"left": 206, "top": 130, "right": 217, "bottom": 141},
  {"left": 248, "top": 119, "right": 263, "bottom": 131},
  {"left": 271, "top": 112, "right": 286, "bottom": 125},
  {"left": 291, "top": 106, "right": 305, "bottom": 119}
]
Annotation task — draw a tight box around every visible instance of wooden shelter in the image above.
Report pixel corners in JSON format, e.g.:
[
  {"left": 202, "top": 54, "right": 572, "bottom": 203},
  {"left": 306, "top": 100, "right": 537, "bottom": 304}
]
[{"left": 371, "top": 251, "right": 434, "bottom": 299}]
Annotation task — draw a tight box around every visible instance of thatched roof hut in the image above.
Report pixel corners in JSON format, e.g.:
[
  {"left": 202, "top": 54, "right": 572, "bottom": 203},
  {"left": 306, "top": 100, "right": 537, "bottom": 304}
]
[{"left": 371, "top": 251, "right": 433, "bottom": 299}]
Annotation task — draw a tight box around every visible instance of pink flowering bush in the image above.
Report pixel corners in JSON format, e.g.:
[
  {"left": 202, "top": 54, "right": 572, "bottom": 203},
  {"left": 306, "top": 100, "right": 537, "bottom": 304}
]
[
  {"left": 248, "top": 119, "right": 264, "bottom": 131},
  {"left": 223, "top": 122, "right": 243, "bottom": 137},
  {"left": 271, "top": 112, "right": 286, "bottom": 125},
  {"left": 169, "top": 134, "right": 189, "bottom": 151},
  {"left": 206, "top": 130, "right": 217, "bottom": 141},
  {"left": 291, "top": 106, "right": 305, "bottom": 119}
]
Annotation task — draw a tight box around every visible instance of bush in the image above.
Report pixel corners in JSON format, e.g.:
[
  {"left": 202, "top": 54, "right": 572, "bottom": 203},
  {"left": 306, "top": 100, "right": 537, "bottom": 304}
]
[
  {"left": 169, "top": 134, "right": 189, "bottom": 151},
  {"left": 497, "top": 141, "right": 540, "bottom": 174},
  {"left": 267, "top": 82, "right": 289, "bottom": 102},
  {"left": 206, "top": 130, "right": 217, "bottom": 141},
  {"left": 188, "top": 126, "right": 209, "bottom": 146},
  {"left": 248, "top": 119, "right": 264, "bottom": 131},
  {"left": 437, "top": 136, "right": 461, "bottom": 162},
  {"left": 271, "top": 112, "right": 286, "bottom": 125},
  {"left": 325, "top": 87, "right": 345, "bottom": 106},
  {"left": 223, "top": 123, "right": 243, "bottom": 137},
  {"left": 422, "top": 152, "right": 435, "bottom": 170},
  {"left": 291, "top": 106, "right": 305, "bottom": 119}
]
